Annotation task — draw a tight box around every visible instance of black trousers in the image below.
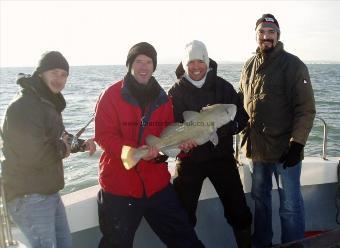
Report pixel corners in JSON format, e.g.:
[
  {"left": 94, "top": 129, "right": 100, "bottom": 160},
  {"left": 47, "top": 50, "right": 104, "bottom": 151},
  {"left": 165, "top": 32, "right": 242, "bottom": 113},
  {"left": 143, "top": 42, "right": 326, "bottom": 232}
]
[
  {"left": 97, "top": 184, "right": 204, "bottom": 248},
  {"left": 174, "top": 156, "right": 252, "bottom": 230}
]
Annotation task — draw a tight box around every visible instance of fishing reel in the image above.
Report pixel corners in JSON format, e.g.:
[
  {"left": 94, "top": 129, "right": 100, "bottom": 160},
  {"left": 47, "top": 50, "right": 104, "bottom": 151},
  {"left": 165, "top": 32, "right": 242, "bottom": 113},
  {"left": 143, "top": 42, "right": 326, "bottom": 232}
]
[
  {"left": 64, "top": 132, "right": 86, "bottom": 153},
  {"left": 63, "top": 115, "right": 94, "bottom": 153}
]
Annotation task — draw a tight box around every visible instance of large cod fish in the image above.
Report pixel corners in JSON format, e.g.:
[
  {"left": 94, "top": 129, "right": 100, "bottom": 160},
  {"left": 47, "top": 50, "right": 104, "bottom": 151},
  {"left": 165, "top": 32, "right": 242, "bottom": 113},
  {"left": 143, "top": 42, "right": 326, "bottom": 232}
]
[{"left": 121, "top": 104, "right": 237, "bottom": 169}]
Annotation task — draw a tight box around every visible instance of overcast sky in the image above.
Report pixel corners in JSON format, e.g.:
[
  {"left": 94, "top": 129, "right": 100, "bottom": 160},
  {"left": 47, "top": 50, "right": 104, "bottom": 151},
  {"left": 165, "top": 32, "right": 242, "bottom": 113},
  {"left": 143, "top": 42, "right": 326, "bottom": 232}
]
[{"left": 1, "top": 1, "right": 339, "bottom": 67}]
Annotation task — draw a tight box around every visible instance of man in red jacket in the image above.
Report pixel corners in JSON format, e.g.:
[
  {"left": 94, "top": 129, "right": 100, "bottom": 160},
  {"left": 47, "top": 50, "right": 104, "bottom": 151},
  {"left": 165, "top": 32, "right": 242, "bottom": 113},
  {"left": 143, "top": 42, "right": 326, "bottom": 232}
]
[{"left": 94, "top": 42, "right": 204, "bottom": 247}]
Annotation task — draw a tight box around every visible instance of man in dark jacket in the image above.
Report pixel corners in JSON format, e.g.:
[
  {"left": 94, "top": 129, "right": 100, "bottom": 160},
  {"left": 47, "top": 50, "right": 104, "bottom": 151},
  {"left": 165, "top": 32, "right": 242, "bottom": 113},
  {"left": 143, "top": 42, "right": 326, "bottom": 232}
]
[
  {"left": 94, "top": 42, "right": 204, "bottom": 248},
  {"left": 1, "top": 51, "right": 96, "bottom": 248},
  {"left": 239, "top": 14, "right": 316, "bottom": 247},
  {"left": 169, "top": 40, "right": 252, "bottom": 248}
]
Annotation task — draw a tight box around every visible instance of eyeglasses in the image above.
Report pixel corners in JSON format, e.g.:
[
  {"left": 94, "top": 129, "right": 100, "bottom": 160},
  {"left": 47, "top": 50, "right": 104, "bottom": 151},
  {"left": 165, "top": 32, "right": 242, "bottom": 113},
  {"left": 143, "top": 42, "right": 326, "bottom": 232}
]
[{"left": 257, "top": 29, "right": 277, "bottom": 36}]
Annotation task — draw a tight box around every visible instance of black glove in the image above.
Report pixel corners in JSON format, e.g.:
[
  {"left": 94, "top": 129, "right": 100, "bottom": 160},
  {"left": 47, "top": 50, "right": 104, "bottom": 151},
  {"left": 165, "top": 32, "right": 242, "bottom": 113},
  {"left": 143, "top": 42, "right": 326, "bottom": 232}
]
[{"left": 279, "top": 141, "right": 304, "bottom": 169}]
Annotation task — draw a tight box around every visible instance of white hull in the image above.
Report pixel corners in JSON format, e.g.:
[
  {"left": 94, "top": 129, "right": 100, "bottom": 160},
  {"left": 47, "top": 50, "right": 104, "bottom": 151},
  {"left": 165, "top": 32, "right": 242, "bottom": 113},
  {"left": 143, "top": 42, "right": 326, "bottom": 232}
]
[{"left": 12, "top": 156, "right": 340, "bottom": 247}]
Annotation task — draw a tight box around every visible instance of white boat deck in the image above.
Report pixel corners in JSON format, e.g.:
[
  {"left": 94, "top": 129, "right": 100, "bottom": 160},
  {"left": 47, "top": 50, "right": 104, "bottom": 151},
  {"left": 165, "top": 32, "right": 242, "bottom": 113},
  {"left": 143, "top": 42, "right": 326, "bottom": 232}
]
[
  {"left": 62, "top": 156, "right": 340, "bottom": 233},
  {"left": 9, "top": 156, "right": 340, "bottom": 247}
]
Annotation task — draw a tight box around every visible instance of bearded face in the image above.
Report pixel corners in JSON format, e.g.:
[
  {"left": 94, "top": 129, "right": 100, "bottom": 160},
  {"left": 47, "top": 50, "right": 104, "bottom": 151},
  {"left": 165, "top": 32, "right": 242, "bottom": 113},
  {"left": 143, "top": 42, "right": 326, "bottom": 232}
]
[{"left": 256, "top": 27, "right": 279, "bottom": 53}]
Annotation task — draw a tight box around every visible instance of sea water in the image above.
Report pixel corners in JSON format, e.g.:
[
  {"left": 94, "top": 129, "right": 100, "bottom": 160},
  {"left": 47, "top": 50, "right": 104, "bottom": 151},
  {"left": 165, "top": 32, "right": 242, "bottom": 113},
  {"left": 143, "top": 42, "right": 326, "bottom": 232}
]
[{"left": 1, "top": 64, "right": 339, "bottom": 194}]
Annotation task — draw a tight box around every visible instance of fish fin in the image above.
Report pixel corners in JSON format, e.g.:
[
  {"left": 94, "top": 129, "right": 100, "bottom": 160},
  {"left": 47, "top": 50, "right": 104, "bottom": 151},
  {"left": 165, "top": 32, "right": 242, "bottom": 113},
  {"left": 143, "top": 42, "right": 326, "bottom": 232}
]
[
  {"left": 225, "top": 104, "right": 237, "bottom": 120},
  {"left": 209, "top": 132, "right": 219, "bottom": 146},
  {"left": 160, "top": 123, "right": 182, "bottom": 137},
  {"left": 146, "top": 135, "right": 161, "bottom": 147},
  {"left": 183, "top": 111, "right": 200, "bottom": 121},
  {"left": 162, "top": 147, "right": 181, "bottom": 157},
  {"left": 201, "top": 105, "right": 213, "bottom": 112}
]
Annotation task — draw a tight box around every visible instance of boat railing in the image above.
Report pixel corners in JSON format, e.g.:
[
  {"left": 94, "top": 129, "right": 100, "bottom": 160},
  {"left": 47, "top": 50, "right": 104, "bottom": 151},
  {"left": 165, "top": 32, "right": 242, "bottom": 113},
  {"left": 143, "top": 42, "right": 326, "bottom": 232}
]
[
  {"left": 0, "top": 176, "right": 18, "bottom": 247},
  {"left": 315, "top": 116, "right": 328, "bottom": 160},
  {"left": 0, "top": 126, "right": 18, "bottom": 247},
  {"left": 234, "top": 115, "right": 329, "bottom": 165}
]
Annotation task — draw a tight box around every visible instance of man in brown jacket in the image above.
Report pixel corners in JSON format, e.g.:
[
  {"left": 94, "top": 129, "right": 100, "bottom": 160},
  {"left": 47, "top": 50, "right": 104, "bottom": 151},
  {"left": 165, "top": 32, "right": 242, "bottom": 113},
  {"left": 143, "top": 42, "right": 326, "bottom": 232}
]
[
  {"left": 239, "top": 14, "right": 315, "bottom": 247},
  {"left": 2, "top": 51, "right": 96, "bottom": 248}
]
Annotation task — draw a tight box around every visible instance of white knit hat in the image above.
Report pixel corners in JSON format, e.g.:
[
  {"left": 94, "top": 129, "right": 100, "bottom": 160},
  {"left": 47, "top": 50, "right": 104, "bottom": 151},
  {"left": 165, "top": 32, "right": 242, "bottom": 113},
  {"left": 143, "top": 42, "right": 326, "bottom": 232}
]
[{"left": 182, "top": 40, "right": 209, "bottom": 74}]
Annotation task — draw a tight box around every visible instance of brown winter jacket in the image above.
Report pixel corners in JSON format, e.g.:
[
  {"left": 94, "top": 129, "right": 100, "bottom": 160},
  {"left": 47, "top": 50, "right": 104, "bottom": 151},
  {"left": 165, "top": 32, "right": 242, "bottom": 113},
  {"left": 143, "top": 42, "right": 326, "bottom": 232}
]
[
  {"left": 2, "top": 75, "right": 67, "bottom": 201},
  {"left": 239, "top": 42, "right": 316, "bottom": 162}
]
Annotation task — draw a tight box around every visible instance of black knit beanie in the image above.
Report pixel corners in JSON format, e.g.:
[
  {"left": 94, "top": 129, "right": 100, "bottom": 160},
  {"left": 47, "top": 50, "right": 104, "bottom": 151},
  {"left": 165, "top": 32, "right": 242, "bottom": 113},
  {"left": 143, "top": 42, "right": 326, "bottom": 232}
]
[
  {"left": 255, "top": 14, "right": 280, "bottom": 31},
  {"left": 35, "top": 51, "right": 69, "bottom": 75},
  {"left": 126, "top": 42, "right": 157, "bottom": 72}
]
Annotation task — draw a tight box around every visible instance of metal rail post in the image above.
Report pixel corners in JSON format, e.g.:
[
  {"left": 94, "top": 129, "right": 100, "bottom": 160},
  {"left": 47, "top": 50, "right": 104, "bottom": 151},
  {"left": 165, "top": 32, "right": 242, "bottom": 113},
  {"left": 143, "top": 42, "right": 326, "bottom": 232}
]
[
  {"left": 315, "top": 116, "right": 328, "bottom": 160},
  {"left": 234, "top": 116, "right": 329, "bottom": 164},
  {"left": 0, "top": 126, "right": 18, "bottom": 247},
  {"left": 0, "top": 177, "right": 18, "bottom": 247}
]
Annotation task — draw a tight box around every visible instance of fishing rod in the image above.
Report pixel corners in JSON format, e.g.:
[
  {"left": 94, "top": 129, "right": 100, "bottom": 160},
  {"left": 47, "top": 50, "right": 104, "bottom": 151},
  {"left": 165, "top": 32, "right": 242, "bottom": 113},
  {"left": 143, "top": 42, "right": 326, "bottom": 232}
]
[
  {"left": 65, "top": 114, "right": 94, "bottom": 153},
  {"left": 74, "top": 115, "right": 94, "bottom": 139},
  {"left": 0, "top": 127, "right": 3, "bottom": 150}
]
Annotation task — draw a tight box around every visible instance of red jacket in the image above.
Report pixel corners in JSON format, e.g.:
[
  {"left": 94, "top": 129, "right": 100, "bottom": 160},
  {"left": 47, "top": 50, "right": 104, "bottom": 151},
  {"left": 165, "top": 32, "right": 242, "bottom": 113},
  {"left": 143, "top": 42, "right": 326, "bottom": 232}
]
[{"left": 95, "top": 79, "right": 174, "bottom": 198}]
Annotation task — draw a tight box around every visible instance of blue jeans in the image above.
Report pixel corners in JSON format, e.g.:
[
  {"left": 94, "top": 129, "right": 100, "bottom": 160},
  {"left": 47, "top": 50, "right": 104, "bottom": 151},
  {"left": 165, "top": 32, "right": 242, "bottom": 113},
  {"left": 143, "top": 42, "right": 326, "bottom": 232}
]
[
  {"left": 249, "top": 161, "right": 305, "bottom": 247},
  {"left": 8, "top": 193, "right": 72, "bottom": 248}
]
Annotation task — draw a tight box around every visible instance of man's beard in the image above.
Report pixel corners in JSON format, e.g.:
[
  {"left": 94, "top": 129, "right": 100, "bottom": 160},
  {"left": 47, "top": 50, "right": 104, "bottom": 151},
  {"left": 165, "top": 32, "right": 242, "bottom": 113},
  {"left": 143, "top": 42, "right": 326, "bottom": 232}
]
[{"left": 259, "top": 39, "right": 275, "bottom": 54}]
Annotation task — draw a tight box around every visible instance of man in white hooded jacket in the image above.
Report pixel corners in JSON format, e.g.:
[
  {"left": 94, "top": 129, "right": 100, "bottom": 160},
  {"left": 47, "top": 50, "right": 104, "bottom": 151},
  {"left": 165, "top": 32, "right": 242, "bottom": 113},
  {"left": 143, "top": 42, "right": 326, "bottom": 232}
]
[{"left": 169, "top": 40, "right": 252, "bottom": 248}]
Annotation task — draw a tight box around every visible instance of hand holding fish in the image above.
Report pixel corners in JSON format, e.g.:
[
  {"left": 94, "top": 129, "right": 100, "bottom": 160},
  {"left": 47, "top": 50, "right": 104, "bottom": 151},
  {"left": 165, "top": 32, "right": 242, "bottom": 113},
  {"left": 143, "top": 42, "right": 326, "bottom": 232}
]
[
  {"left": 179, "top": 139, "right": 198, "bottom": 153},
  {"left": 140, "top": 145, "right": 159, "bottom": 161},
  {"left": 120, "top": 104, "right": 237, "bottom": 170}
]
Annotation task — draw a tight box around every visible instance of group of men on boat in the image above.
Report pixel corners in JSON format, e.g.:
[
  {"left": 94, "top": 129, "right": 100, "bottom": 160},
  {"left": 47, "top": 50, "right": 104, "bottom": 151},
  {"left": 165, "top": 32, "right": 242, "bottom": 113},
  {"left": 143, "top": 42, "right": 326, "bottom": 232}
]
[{"left": 1, "top": 13, "right": 315, "bottom": 248}]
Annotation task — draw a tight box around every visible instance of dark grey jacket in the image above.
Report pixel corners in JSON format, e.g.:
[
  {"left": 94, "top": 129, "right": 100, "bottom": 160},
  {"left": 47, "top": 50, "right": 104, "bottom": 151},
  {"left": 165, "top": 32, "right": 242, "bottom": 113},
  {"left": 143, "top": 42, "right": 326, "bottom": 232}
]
[
  {"left": 2, "top": 74, "right": 67, "bottom": 201},
  {"left": 239, "top": 42, "right": 316, "bottom": 162}
]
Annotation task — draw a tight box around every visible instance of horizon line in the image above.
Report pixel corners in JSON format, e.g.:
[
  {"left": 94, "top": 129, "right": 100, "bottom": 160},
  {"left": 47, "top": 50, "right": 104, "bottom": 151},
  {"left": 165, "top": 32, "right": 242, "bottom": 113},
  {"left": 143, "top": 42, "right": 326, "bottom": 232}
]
[{"left": 1, "top": 60, "right": 340, "bottom": 69}]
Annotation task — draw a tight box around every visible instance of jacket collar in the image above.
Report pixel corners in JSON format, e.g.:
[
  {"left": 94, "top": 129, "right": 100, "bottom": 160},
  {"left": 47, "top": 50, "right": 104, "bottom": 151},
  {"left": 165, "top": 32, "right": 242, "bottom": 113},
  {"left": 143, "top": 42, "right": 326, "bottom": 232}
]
[
  {"left": 256, "top": 41, "right": 284, "bottom": 61},
  {"left": 176, "top": 58, "right": 218, "bottom": 91},
  {"left": 120, "top": 74, "right": 168, "bottom": 109}
]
